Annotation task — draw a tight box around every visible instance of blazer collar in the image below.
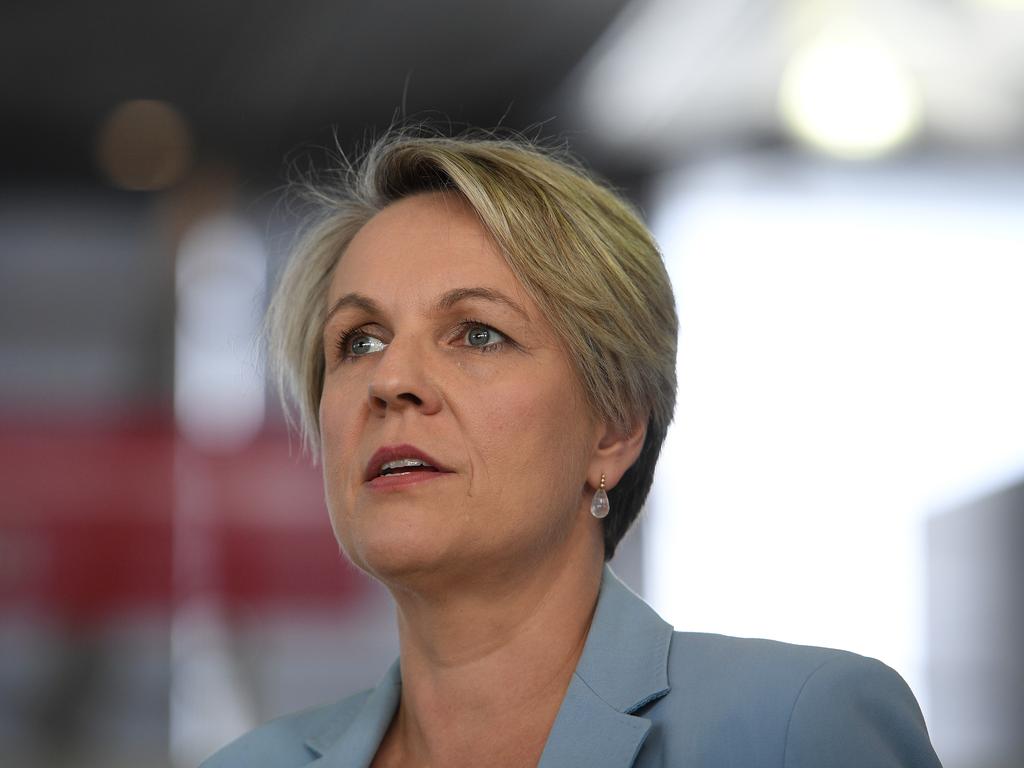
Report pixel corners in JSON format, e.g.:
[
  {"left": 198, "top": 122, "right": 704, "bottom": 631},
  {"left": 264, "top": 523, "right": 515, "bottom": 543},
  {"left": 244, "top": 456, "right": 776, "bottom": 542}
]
[
  {"left": 537, "top": 565, "right": 672, "bottom": 767},
  {"left": 304, "top": 659, "right": 401, "bottom": 767},
  {"left": 570, "top": 565, "right": 673, "bottom": 714},
  {"left": 306, "top": 565, "right": 672, "bottom": 768}
]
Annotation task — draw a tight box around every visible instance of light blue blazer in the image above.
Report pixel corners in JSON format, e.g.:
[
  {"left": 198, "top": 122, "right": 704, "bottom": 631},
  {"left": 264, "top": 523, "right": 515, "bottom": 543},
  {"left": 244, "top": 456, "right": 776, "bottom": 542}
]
[{"left": 202, "top": 566, "right": 943, "bottom": 767}]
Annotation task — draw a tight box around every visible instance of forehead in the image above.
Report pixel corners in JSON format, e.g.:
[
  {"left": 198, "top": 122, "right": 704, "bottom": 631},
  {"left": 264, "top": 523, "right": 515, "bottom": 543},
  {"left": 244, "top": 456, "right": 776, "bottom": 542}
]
[{"left": 328, "top": 193, "right": 530, "bottom": 310}]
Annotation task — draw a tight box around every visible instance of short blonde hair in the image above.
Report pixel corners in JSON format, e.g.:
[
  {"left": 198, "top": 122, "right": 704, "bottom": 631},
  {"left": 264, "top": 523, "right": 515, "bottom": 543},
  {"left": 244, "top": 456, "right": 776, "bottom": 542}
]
[{"left": 265, "top": 131, "right": 677, "bottom": 559}]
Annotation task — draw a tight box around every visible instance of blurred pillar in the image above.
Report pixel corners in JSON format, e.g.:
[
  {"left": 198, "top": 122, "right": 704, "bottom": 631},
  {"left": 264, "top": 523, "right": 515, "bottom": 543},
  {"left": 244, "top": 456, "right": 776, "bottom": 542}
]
[
  {"left": 167, "top": 169, "right": 266, "bottom": 767},
  {"left": 928, "top": 479, "right": 1024, "bottom": 768}
]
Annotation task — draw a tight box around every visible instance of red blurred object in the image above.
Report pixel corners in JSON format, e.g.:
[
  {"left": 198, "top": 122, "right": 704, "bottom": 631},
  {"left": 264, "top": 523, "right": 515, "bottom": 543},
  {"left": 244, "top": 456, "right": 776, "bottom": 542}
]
[{"left": 0, "top": 413, "right": 365, "bottom": 625}]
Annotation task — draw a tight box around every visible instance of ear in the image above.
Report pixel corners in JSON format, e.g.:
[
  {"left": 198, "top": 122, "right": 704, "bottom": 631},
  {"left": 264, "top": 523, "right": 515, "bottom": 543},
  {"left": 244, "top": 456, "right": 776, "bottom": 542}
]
[{"left": 586, "top": 415, "right": 647, "bottom": 491}]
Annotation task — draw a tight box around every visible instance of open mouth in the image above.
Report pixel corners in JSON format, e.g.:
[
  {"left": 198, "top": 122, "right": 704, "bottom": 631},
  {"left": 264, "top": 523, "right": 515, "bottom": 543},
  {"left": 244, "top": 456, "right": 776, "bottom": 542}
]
[
  {"left": 368, "top": 462, "right": 451, "bottom": 489},
  {"left": 377, "top": 459, "right": 440, "bottom": 478},
  {"left": 364, "top": 445, "right": 454, "bottom": 486}
]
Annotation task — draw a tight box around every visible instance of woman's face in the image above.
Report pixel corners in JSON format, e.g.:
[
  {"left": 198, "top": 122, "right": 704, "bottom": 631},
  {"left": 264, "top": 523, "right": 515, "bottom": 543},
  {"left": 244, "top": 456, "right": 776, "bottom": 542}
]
[{"left": 319, "top": 192, "right": 603, "bottom": 586}]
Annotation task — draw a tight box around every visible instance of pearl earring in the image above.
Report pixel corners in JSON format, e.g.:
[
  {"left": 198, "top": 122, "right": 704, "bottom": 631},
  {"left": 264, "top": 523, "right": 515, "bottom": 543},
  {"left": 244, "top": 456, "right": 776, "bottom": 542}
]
[{"left": 590, "top": 472, "right": 610, "bottom": 519}]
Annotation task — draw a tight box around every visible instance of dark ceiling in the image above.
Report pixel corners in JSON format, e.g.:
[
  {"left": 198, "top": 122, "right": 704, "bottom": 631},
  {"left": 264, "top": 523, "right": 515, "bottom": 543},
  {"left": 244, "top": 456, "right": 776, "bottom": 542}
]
[{"left": 2, "top": 0, "right": 630, "bottom": 186}]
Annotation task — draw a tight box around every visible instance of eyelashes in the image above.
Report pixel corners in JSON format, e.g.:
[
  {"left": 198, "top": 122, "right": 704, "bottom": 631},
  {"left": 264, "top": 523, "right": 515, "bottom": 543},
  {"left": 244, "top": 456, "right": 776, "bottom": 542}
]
[
  {"left": 335, "top": 327, "right": 385, "bottom": 359},
  {"left": 333, "top": 318, "right": 512, "bottom": 363}
]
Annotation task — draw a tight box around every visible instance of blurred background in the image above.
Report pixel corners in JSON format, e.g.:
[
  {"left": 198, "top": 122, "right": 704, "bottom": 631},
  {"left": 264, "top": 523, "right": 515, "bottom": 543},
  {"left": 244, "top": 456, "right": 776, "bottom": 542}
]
[{"left": 2, "top": 0, "right": 1023, "bottom": 766}]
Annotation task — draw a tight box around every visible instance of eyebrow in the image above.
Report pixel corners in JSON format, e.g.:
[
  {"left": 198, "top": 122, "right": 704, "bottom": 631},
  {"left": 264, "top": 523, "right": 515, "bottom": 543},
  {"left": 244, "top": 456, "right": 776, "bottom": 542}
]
[{"left": 322, "top": 286, "right": 531, "bottom": 333}]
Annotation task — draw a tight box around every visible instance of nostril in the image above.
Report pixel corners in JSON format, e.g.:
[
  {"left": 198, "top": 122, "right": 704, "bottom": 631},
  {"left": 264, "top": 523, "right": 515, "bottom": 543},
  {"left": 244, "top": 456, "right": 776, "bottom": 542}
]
[{"left": 369, "top": 390, "right": 423, "bottom": 409}]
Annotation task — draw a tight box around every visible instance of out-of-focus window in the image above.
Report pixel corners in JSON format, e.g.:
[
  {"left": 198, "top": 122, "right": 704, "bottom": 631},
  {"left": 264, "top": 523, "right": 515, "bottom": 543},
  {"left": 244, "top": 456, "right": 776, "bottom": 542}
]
[{"left": 646, "top": 156, "right": 1024, "bottom": 735}]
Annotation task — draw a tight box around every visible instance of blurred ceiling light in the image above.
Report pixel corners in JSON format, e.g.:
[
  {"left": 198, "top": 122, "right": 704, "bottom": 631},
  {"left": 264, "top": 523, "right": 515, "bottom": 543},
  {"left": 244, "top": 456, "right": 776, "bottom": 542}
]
[
  {"left": 778, "top": 21, "right": 923, "bottom": 160},
  {"left": 96, "top": 99, "right": 193, "bottom": 190},
  {"left": 571, "top": 0, "right": 780, "bottom": 153},
  {"left": 571, "top": 0, "right": 1024, "bottom": 159}
]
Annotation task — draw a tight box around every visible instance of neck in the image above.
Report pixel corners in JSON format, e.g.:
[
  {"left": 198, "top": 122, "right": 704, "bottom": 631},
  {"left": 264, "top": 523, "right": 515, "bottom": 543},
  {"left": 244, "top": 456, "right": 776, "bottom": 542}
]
[{"left": 378, "top": 526, "right": 605, "bottom": 767}]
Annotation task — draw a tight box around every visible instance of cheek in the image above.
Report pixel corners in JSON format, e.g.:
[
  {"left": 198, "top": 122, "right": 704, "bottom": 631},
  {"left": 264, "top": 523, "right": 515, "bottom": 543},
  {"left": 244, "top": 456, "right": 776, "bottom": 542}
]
[
  {"left": 470, "top": 371, "right": 591, "bottom": 499},
  {"left": 319, "top": 386, "right": 363, "bottom": 503}
]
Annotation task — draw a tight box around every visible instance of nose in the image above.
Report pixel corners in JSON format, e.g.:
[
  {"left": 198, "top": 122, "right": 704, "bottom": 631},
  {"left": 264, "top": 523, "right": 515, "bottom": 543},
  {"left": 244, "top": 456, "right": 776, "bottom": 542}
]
[{"left": 366, "top": 337, "right": 443, "bottom": 416}]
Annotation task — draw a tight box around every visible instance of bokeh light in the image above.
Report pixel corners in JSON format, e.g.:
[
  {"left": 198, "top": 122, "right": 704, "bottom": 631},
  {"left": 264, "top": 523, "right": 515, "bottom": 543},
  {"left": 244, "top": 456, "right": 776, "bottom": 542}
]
[
  {"left": 779, "top": 21, "right": 923, "bottom": 159},
  {"left": 96, "top": 99, "right": 193, "bottom": 191}
]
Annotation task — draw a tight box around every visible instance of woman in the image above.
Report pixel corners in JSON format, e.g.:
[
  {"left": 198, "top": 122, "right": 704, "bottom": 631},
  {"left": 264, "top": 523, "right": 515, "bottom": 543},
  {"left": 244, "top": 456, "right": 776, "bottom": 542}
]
[{"left": 203, "top": 133, "right": 942, "bottom": 767}]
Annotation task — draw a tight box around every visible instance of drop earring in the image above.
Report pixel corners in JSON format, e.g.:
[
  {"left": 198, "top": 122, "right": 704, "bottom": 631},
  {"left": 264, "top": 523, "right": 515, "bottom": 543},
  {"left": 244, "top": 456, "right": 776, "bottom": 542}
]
[{"left": 590, "top": 472, "right": 610, "bottom": 519}]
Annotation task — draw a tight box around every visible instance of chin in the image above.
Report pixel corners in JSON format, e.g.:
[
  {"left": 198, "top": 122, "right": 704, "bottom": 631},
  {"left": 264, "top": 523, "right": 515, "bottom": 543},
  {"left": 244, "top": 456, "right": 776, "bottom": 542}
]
[{"left": 336, "top": 522, "right": 465, "bottom": 588}]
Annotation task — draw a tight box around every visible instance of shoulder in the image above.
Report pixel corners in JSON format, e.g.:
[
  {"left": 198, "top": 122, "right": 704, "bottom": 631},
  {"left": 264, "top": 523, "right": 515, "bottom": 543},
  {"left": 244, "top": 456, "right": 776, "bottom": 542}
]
[
  {"left": 642, "top": 632, "right": 941, "bottom": 767},
  {"left": 778, "top": 645, "right": 942, "bottom": 767},
  {"left": 199, "top": 688, "right": 371, "bottom": 768}
]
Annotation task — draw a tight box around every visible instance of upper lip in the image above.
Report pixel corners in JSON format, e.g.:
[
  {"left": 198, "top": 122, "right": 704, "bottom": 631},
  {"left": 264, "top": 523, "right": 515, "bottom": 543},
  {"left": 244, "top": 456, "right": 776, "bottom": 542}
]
[{"left": 364, "top": 444, "right": 454, "bottom": 481}]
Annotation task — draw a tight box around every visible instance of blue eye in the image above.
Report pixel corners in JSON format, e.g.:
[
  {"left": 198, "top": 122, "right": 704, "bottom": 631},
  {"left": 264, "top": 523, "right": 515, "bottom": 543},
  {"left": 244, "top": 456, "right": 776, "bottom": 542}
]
[
  {"left": 464, "top": 324, "right": 506, "bottom": 349},
  {"left": 350, "top": 335, "right": 385, "bottom": 356},
  {"left": 337, "top": 329, "right": 386, "bottom": 360}
]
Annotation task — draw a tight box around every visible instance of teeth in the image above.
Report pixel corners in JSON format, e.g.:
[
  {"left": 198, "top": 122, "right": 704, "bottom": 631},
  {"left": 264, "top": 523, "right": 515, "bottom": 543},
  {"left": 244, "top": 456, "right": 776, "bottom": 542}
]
[{"left": 380, "top": 458, "right": 433, "bottom": 474}]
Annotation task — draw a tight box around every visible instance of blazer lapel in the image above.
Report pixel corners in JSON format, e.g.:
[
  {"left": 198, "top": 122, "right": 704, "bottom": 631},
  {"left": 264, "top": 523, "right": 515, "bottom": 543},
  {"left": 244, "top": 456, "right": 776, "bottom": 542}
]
[
  {"left": 538, "top": 674, "right": 654, "bottom": 768},
  {"left": 538, "top": 566, "right": 673, "bottom": 768},
  {"left": 303, "top": 660, "right": 402, "bottom": 768}
]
